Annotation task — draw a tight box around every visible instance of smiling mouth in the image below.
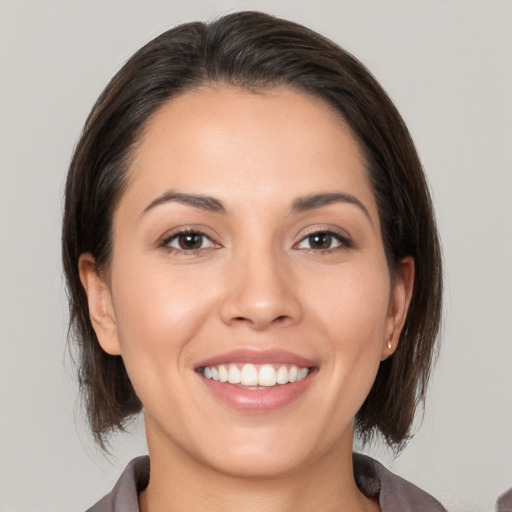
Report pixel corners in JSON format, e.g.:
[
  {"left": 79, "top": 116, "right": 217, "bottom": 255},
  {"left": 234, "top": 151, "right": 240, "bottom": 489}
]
[{"left": 198, "top": 363, "right": 311, "bottom": 388}]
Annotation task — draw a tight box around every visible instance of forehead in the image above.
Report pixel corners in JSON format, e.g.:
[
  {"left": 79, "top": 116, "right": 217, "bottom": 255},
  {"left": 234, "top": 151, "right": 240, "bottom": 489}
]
[{"left": 120, "top": 85, "right": 377, "bottom": 220}]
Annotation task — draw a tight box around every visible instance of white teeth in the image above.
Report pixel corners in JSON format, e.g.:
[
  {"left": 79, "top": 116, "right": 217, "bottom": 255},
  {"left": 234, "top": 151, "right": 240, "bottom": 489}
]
[
  {"left": 276, "top": 365, "right": 288, "bottom": 385},
  {"left": 259, "top": 365, "right": 277, "bottom": 386},
  {"left": 218, "top": 364, "right": 228, "bottom": 382},
  {"left": 202, "top": 363, "right": 310, "bottom": 387},
  {"left": 297, "top": 367, "right": 309, "bottom": 381},
  {"left": 227, "top": 365, "right": 241, "bottom": 384},
  {"left": 241, "top": 364, "right": 259, "bottom": 386}
]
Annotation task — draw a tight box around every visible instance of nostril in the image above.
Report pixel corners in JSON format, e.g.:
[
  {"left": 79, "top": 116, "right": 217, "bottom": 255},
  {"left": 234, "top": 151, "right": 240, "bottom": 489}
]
[{"left": 230, "top": 314, "right": 291, "bottom": 327}]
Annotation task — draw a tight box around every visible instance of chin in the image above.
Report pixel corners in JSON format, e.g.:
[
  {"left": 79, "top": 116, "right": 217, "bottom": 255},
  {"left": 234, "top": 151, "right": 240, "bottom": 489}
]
[
  {"left": 203, "top": 445, "right": 309, "bottom": 480},
  {"left": 187, "top": 419, "right": 351, "bottom": 480}
]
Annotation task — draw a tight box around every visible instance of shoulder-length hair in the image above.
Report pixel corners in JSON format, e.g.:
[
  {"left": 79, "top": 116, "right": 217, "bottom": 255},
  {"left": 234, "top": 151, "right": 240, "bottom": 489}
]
[{"left": 63, "top": 11, "right": 442, "bottom": 450}]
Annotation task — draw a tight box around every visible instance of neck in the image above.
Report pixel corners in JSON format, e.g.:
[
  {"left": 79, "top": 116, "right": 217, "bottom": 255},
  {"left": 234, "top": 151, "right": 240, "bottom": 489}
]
[{"left": 139, "top": 426, "right": 378, "bottom": 512}]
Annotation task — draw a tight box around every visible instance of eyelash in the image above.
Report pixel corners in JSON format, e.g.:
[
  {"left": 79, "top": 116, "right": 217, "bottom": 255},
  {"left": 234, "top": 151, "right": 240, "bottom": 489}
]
[{"left": 160, "top": 228, "right": 352, "bottom": 255}]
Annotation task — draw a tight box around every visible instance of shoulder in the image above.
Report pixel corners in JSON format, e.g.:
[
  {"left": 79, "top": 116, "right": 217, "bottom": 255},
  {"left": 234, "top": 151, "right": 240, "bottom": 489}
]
[
  {"left": 495, "top": 486, "right": 512, "bottom": 512},
  {"left": 353, "top": 453, "right": 448, "bottom": 512},
  {"left": 85, "top": 456, "right": 150, "bottom": 512}
]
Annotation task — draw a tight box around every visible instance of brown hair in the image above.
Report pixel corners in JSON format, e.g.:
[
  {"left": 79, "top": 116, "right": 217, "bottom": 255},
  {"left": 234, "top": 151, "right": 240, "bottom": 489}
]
[{"left": 63, "top": 11, "right": 442, "bottom": 450}]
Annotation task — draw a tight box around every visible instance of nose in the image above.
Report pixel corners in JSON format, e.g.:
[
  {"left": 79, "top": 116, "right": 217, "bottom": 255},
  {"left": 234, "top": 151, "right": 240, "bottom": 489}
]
[{"left": 219, "top": 245, "right": 303, "bottom": 330}]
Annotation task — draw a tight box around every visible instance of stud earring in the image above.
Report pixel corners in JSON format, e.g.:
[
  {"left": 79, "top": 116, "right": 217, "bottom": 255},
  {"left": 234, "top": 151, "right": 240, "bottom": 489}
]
[{"left": 387, "top": 339, "right": 392, "bottom": 350}]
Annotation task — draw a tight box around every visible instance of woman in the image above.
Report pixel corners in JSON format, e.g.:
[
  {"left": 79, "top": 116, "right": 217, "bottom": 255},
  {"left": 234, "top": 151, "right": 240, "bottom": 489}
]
[{"left": 63, "top": 11, "right": 445, "bottom": 512}]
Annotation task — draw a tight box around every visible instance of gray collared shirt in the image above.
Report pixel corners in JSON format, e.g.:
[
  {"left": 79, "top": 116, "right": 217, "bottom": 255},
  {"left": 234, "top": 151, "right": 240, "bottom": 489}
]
[
  {"left": 495, "top": 487, "right": 512, "bottom": 512},
  {"left": 86, "top": 453, "right": 449, "bottom": 511}
]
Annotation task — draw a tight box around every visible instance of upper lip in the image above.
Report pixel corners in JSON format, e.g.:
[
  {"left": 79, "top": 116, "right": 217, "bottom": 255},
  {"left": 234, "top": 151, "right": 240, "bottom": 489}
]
[{"left": 195, "top": 349, "right": 317, "bottom": 369}]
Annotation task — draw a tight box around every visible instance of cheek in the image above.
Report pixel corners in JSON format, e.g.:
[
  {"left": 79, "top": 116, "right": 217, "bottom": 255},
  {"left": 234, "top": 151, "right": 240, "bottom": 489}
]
[
  {"left": 108, "top": 257, "right": 224, "bottom": 422},
  {"left": 110, "top": 256, "right": 219, "bottom": 368},
  {"left": 304, "top": 262, "right": 391, "bottom": 387},
  {"left": 307, "top": 261, "right": 391, "bottom": 340}
]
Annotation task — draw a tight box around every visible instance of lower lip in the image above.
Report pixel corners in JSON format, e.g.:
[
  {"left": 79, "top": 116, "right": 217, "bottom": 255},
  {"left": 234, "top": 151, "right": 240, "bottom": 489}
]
[{"left": 198, "top": 371, "right": 315, "bottom": 413}]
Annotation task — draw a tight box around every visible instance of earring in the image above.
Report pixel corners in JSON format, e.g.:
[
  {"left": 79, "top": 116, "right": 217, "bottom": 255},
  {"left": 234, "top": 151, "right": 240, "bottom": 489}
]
[{"left": 387, "top": 339, "right": 392, "bottom": 350}]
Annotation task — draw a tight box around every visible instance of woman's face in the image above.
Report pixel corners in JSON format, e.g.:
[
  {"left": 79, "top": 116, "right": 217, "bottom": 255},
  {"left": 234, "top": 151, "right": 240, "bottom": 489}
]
[{"left": 82, "top": 86, "right": 412, "bottom": 478}]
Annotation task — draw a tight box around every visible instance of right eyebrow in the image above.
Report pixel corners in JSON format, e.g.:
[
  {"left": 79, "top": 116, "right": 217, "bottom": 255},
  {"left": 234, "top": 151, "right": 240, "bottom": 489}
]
[
  {"left": 291, "top": 192, "right": 372, "bottom": 225},
  {"left": 140, "top": 191, "right": 227, "bottom": 216}
]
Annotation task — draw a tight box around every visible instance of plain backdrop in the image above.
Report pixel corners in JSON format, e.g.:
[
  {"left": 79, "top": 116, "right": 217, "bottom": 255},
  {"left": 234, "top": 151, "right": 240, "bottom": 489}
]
[{"left": 0, "top": 1, "right": 511, "bottom": 511}]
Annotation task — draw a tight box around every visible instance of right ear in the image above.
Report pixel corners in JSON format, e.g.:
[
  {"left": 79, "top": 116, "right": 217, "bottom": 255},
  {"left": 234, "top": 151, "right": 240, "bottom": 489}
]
[{"left": 78, "top": 253, "right": 121, "bottom": 356}]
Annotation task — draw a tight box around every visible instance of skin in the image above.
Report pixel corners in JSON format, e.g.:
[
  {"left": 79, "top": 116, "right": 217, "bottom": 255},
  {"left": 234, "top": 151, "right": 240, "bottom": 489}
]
[{"left": 80, "top": 86, "right": 414, "bottom": 512}]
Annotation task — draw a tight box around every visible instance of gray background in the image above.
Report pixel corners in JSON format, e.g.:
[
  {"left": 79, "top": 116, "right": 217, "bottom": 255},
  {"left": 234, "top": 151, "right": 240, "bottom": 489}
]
[{"left": 1, "top": 1, "right": 511, "bottom": 511}]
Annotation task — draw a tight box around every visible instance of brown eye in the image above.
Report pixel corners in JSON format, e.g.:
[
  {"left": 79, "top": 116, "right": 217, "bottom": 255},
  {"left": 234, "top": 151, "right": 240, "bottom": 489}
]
[
  {"left": 308, "top": 233, "right": 333, "bottom": 249},
  {"left": 166, "top": 232, "right": 214, "bottom": 251},
  {"left": 296, "top": 231, "right": 348, "bottom": 251}
]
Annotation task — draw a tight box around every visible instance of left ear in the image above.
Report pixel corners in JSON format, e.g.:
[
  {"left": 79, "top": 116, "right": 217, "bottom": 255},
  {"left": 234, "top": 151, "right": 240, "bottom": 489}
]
[{"left": 381, "top": 256, "right": 415, "bottom": 360}]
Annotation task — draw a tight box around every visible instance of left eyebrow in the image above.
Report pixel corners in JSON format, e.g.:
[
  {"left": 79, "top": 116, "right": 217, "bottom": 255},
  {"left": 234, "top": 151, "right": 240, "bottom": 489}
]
[
  {"left": 291, "top": 192, "right": 373, "bottom": 225},
  {"left": 141, "top": 191, "right": 227, "bottom": 216}
]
